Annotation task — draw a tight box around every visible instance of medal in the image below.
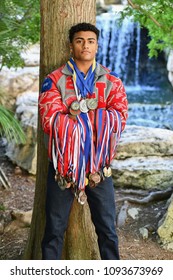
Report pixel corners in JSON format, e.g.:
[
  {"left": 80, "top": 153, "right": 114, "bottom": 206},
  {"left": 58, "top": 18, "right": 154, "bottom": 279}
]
[
  {"left": 86, "top": 98, "right": 98, "bottom": 110},
  {"left": 58, "top": 175, "right": 66, "bottom": 191},
  {"left": 70, "top": 101, "right": 81, "bottom": 115},
  {"left": 103, "top": 166, "right": 112, "bottom": 177},
  {"left": 69, "top": 107, "right": 80, "bottom": 116},
  {"left": 79, "top": 99, "right": 88, "bottom": 113},
  {"left": 89, "top": 172, "right": 101, "bottom": 188},
  {"left": 77, "top": 190, "right": 87, "bottom": 205},
  {"left": 85, "top": 177, "right": 89, "bottom": 186},
  {"left": 65, "top": 175, "right": 73, "bottom": 188},
  {"left": 71, "top": 101, "right": 80, "bottom": 111}
]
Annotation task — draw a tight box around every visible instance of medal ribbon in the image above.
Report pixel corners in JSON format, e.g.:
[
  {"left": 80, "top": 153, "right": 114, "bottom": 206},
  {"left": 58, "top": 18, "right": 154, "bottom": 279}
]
[
  {"left": 49, "top": 110, "right": 121, "bottom": 191},
  {"left": 67, "top": 58, "right": 96, "bottom": 98}
]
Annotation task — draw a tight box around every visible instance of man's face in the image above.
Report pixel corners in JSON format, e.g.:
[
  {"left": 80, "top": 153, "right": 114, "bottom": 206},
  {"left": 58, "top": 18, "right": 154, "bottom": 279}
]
[{"left": 70, "top": 31, "right": 98, "bottom": 63}]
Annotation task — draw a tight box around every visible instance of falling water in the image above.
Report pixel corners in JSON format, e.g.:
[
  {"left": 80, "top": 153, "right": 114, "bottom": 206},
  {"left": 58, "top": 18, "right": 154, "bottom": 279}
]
[
  {"left": 134, "top": 22, "right": 140, "bottom": 86},
  {"left": 96, "top": 13, "right": 140, "bottom": 85},
  {"left": 96, "top": 12, "right": 173, "bottom": 130}
]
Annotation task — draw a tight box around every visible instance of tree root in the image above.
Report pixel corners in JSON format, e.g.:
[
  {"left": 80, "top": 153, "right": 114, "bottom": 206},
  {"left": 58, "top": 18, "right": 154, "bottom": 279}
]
[{"left": 116, "top": 186, "right": 173, "bottom": 205}]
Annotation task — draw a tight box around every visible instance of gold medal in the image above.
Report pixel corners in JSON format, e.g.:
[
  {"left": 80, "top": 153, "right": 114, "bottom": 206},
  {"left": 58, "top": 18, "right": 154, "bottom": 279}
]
[
  {"left": 86, "top": 98, "right": 98, "bottom": 110},
  {"left": 103, "top": 166, "right": 112, "bottom": 177},
  {"left": 85, "top": 177, "right": 89, "bottom": 186}
]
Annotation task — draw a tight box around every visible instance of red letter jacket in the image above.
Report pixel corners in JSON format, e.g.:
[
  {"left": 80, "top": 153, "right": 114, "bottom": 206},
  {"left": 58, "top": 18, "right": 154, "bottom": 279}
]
[
  {"left": 38, "top": 63, "right": 128, "bottom": 188},
  {"left": 39, "top": 63, "right": 128, "bottom": 136}
]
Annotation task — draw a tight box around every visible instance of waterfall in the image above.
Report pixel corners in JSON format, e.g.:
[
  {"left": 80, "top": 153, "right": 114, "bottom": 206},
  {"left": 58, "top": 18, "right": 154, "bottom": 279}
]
[
  {"left": 96, "top": 13, "right": 140, "bottom": 85},
  {"left": 96, "top": 12, "right": 173, "bottom": 130},
  {"left": 134, "top": 22, "right": 140, "bottom": 86}
]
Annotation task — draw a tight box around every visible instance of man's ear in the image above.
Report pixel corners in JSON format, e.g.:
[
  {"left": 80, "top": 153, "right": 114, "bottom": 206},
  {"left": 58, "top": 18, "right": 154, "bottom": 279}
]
[{"left": 69, "top": 44, "right": 73, "bottom": 54}]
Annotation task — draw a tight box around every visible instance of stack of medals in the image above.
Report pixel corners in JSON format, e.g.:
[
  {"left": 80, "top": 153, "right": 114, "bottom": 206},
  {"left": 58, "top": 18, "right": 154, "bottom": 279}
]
[
  {"left": 55, "top": 167, "right": 112, "bottom": 203},
  {"left": 54, "top": 171, "right": 72, "bottom": 191},
  {"left": 55, "top": 99, "right": 113, "bottom": 205},
  {"left": 69, "top": 98, "right": 98, "bottom": 203},
  {"left": 70, "top": 98, "right": 98, "bottom": 115},
  {"left": 55, "top": 170, "right": 88, "bottom": 205}
]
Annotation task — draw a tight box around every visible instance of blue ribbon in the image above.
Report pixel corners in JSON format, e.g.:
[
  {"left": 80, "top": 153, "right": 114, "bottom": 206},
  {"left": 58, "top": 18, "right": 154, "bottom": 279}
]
[{"left": 67, "top": 58, "right": 96, "bottom": 98}]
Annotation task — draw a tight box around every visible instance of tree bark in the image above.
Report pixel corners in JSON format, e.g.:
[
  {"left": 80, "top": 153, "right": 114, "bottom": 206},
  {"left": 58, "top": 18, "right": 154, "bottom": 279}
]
[{"left": 23, "top": 0, "right": 100, "bottom": 260}]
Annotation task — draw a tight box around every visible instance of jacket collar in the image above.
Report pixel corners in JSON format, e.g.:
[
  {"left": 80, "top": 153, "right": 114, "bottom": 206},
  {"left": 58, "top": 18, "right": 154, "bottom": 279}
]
[{"left": 61, "top": 63, "right": 109, "bottom": 77}]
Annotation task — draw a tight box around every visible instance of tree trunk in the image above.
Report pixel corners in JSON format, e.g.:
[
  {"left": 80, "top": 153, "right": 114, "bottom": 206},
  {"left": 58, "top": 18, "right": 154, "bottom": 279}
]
[{"left": 23, "top": 0, "right": 100, "bottom": 260}]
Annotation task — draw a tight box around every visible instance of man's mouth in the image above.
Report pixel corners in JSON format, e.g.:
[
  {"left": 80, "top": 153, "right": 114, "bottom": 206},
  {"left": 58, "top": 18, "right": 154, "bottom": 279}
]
[{"left": 82, "top": 51, "right": 90, "bottom": 54}]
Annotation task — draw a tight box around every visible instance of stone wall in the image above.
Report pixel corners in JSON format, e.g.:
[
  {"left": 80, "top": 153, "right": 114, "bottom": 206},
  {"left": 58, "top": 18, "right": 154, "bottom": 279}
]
[{"left": 112, "top": 125, "right": 173, "bottom": 189}]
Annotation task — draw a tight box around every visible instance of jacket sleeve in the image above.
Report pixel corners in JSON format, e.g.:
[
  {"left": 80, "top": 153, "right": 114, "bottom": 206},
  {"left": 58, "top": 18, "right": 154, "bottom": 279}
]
[
  {"left": 38, "top": 73, "right": 67, "bottom": 134},
  {"left": 106, "top": 77, "right": 128, "bottom": 132}
]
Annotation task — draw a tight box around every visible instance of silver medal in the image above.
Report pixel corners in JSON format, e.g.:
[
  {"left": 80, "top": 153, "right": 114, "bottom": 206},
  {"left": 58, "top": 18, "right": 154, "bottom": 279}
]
[
  {"left": 79, "top": 99, "right": 88, "bottom": 113},
  {"left": 86, "top": 98, "right": 98, "bottom": 110}
]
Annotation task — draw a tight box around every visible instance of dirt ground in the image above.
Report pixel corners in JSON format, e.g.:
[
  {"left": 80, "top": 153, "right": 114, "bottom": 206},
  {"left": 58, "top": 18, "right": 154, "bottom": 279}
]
[{"left": 1, "top": 144, "right": 173, "bottom": 260}]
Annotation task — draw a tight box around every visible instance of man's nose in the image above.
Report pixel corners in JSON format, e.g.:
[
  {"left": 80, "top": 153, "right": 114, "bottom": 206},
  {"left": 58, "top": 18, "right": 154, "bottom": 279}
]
[{"left": 83, "top": 41, "right": 89, "bottom": 48}]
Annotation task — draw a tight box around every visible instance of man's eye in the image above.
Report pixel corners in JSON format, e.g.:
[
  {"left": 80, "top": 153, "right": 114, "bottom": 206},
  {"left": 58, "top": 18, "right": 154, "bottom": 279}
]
[{"left": 89, "top": 41, "right": 94, "bottom": 44}]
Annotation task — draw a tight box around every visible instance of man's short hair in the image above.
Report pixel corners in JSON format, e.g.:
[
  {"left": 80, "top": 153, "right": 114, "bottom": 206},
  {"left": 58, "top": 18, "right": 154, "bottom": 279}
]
[{"left": 69, "top": 22, "right": 100, "bottom": 42}]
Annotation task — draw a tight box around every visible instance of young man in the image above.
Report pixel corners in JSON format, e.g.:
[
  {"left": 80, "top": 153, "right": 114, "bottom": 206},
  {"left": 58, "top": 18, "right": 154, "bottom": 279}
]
[{"left": 39, "top": 22, "right": 128, "bottom": 260}]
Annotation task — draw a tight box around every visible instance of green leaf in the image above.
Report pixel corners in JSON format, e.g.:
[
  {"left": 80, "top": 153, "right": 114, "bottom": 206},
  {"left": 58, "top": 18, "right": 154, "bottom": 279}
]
[
  {"left": 0, "top": 105, "right": 26, "bottom": 144},
  {"left": 120, "top": 0, "right": 173, "bottom": 57}
]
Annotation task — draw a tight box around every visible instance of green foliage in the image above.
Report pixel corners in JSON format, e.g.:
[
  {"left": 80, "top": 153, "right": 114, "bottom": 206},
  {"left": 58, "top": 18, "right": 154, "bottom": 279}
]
[
  {"left": 0, "top": 0, "right": 40, "bottom": 69},
  {"left": 121, "top": 0, "right": 173, "bottom": 57},
  {"left": 0, "top": 90, "right": 26, "bottom": 144},
  {"left": 0, "top": 203, "right": 5, "bottom": 211},
  {"left": 0, "top": 105, "right": 26, "bottom": 144}
]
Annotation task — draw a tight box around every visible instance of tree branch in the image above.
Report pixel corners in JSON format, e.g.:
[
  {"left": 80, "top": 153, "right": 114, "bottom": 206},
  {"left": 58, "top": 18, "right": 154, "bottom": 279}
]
[{"left": 127, "top": 0, "right": 162, "bottom": 28}]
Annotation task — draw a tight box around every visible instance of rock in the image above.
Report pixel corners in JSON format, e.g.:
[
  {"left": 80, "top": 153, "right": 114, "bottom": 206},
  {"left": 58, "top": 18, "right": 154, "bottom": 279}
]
[
  {"left": 157, "top": 194, "right": 173, "bottom": 251},
  {"left": 116, "top": 125, "right": 173, "bottom": 159},
  {"left": 11, "top": 209, "right": 32, "bottom": 225},
  {"left": 128, "top": 207, "right": 140, "bottom": 220},
  {"left": 0, "top": 67, "right": 39, "bottom": 109},
  {"left": 117, "top": 201, "right": 129, "bottom": 227},
  {"left": 4, "top": 209, "right": 33, "bottom": 232},
  {"left": 139, "top": 227, "right": 149, "bottom": 240},
  {"left": 144, "top": 224, "right": 156, "bottom": 234},
  {"left": 14, "top": 166, "right": 23, "bottom": 175},
  {"left": 6, "top": 91, "right": 38, "bottom": 175},
  {"left": 112, "top": 125, "right": 173, "bottom": 189},
  {"left": 0, "top": 44, "right": 39, "bottom": 109},
  {"left": 21, "top": 44, "right": 40, "bottom": 66}
]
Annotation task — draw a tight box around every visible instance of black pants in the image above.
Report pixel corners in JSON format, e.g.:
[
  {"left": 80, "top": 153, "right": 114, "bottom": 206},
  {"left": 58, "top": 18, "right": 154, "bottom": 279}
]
[{"left": 42, "top": 162, "right": 120, "bottom": 260}]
